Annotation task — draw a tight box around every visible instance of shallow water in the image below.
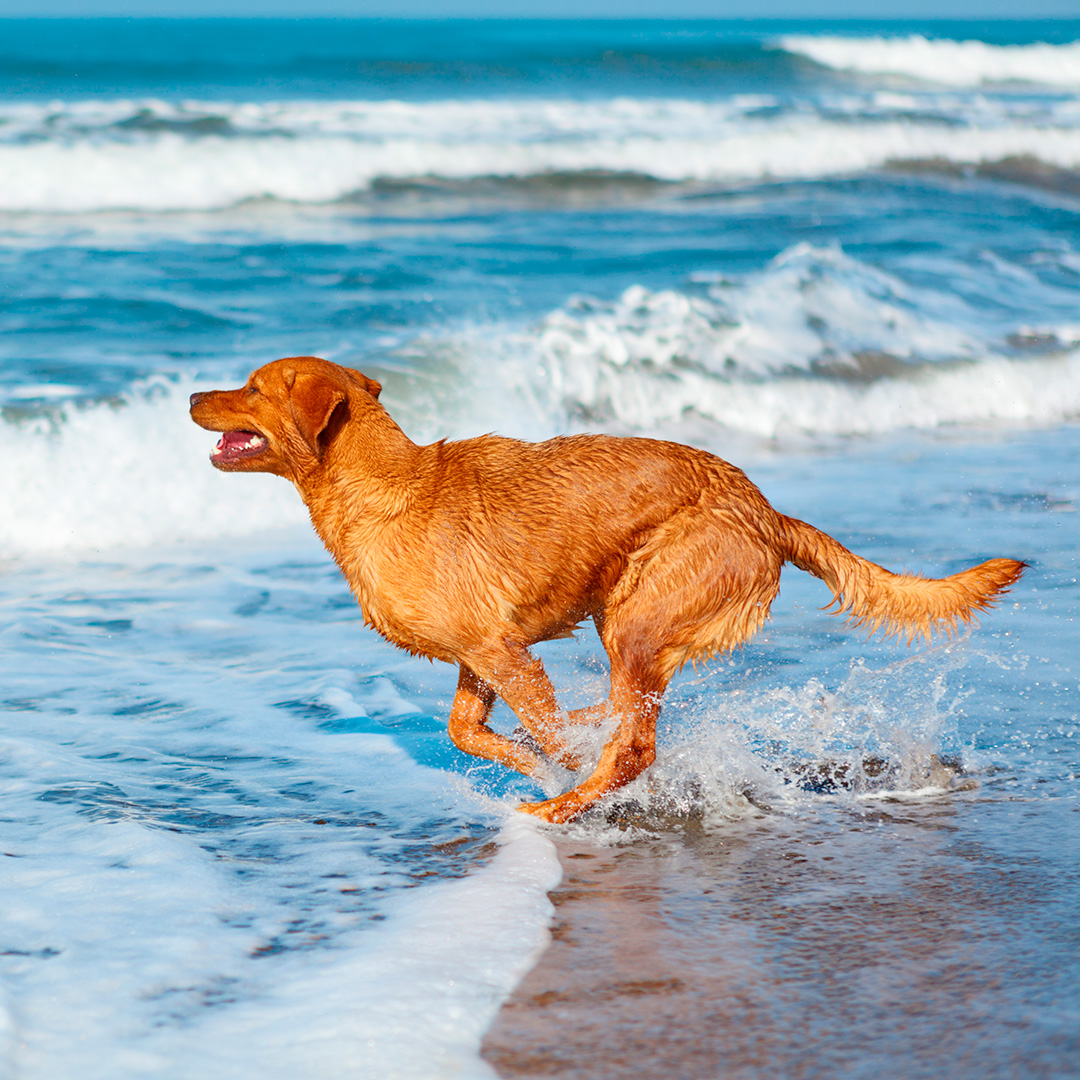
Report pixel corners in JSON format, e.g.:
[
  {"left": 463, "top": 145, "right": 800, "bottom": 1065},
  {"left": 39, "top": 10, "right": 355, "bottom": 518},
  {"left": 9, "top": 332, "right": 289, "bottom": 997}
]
[
  {"left": 0, "top": 17, "right": 1078, "bottom": 1079},
  {"left": 486, "top": 798, "right": 1080, "bottom": 1080}
]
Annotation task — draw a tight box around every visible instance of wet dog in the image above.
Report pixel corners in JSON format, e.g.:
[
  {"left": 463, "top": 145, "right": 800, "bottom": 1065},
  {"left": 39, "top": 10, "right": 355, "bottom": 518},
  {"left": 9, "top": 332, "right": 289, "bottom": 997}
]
[{"left": 191, "top": 357, "right": 1024, "bottom": 822}]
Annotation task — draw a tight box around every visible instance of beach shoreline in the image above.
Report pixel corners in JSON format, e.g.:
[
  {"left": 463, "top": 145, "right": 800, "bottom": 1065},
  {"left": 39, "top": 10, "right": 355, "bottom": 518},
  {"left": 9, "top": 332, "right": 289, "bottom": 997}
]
[{"left": 482, "top": 795, "right": 1080, "bottom": 1079}]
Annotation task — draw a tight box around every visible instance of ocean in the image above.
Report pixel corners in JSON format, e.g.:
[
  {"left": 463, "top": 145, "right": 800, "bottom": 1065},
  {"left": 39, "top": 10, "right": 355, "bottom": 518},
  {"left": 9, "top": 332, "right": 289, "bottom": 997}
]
[{"left": 0, "top": 17, "right": 1078, "bottom": 1078}]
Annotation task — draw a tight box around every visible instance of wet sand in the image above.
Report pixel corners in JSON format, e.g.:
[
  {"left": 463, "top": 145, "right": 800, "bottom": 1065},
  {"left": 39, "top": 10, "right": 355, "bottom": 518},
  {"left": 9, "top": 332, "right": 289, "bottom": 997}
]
[{"left": 481, "top": 796, "right": 1080, "bottom": 1080}]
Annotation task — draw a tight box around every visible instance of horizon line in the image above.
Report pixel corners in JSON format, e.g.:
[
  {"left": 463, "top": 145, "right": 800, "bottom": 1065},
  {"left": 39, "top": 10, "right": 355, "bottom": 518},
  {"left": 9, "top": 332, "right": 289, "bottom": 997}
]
[{"left": 0, "top": 13, "right": 1078, "bottom": 21}]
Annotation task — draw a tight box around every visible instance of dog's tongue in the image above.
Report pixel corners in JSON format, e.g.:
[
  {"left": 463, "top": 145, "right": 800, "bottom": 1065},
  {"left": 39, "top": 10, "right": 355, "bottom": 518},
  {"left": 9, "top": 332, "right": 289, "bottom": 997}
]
[
  {"left": 217, "top": 431, "right": 253, "bottom": 452},
  {"left": 212, "top": 430, "right": 267, "bottom": 460}
]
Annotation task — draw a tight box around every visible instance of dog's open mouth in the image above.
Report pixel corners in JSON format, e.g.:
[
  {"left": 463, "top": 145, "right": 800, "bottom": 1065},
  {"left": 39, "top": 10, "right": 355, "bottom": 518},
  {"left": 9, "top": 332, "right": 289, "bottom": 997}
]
[{"left": 211, "top": 430, "right": 269, "bottom": 465}]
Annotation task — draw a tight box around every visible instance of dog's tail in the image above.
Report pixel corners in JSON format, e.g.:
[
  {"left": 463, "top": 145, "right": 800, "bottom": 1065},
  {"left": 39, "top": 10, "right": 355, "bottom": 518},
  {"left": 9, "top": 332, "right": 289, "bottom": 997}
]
[{"left": 777, "top": 514, "right": 1026, "bottom": 643}]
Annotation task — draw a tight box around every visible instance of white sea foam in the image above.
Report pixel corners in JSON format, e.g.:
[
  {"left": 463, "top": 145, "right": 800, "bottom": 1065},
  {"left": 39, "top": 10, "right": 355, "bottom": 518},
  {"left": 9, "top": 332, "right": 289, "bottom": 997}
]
[
  {"left": 0, "top": 537, "right": 561, "bottom": 1080},
  {"left": 162, "top": 816, "right": 560, "bottom": 1080},
  {"left": 522, "top": 244, "right": 1080, "bottom": 437},
  {"left": 537, "top": 244, "right": 983, "bottom": 381},
  {"left": 780, "top": 34, "right": 1080, "bottom": 88},
  {"left": 0, "top": 380, "right": 306, "bottom": 555},
  {"left": 535, "top": 328, "right": 1080, "bottom": 438},
  {"left": 0, "top": 95, "right": 1077, "bottom": 212}
]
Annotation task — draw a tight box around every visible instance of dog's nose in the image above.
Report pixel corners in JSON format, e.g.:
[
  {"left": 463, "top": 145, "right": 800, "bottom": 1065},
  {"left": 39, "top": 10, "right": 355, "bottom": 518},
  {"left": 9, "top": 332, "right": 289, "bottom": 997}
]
[{"left": 189, "top": 391, "right": 207, "bottom": 407}]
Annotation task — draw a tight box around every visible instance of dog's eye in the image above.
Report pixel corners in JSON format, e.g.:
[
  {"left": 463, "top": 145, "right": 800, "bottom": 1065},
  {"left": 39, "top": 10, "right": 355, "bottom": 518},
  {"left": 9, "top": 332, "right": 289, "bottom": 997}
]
[{"left": 247, "top": 385, "right": 260, "bottom": 397}]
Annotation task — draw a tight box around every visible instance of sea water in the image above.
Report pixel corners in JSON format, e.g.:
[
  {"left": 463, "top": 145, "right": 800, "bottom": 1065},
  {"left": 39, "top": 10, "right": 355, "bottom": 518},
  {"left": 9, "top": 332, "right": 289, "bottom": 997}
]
[{"left": 0, "top": 19, "right": 1077, "bottom": 1078}]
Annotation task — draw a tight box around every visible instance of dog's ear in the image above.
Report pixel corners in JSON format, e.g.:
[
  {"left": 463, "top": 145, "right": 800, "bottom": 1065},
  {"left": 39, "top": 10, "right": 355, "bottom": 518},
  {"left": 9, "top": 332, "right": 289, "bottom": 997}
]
[
  {"left": 289, "top": 372, "right": 348, "bottom": 459},
  {"left": 355, "top": 372, "right": 381, "bottom": 400}
]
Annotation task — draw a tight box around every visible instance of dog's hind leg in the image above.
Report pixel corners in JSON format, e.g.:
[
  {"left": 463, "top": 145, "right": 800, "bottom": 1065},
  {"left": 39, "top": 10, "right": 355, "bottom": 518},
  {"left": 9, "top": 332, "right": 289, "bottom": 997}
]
[
  {"left": 446, "top": 665, "right": 551, "bottom": 777},
  {"left": 518, "top": 513, "right": 783, "bottom": 823}
]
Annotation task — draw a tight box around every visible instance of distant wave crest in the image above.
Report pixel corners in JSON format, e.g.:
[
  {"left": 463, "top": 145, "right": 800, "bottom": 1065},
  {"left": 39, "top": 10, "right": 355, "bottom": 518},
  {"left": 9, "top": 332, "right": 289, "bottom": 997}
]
[
  {"left": 0, "top": 95, "right": 1078, "bottom": 212},
  {"left": 779, "top": 34, "right": 1080, "bottom": 88}
]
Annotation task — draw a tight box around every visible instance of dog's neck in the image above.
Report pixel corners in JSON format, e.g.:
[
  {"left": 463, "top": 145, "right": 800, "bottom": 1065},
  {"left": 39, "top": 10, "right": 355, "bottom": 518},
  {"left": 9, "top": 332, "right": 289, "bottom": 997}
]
[{"left": 293, "top": 399, "right": 427, "bottom": 558}]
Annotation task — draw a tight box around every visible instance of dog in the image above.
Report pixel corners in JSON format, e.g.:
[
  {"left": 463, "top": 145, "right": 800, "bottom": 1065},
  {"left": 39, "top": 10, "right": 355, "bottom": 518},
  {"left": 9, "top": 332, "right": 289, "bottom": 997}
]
[{"left": 190, "top": 357, "right": 1025, "bottom": 823}]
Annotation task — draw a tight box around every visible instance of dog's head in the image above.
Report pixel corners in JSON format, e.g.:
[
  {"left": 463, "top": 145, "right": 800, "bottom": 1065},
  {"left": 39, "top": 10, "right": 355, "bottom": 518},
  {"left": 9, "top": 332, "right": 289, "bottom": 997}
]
[{"left": 189, "top": 357, "right": 382, "bottom": 477}]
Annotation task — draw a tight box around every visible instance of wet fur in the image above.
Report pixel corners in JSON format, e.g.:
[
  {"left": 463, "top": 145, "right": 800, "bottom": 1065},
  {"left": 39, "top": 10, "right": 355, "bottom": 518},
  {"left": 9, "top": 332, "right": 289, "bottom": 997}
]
[{"left": 190, "top": 357, "right": 1025, "bottom": 823}]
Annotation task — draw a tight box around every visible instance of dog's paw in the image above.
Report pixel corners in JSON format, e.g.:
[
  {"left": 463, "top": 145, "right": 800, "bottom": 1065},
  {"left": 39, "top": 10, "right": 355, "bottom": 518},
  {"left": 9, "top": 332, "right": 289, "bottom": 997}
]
[{"left": 515, "top": 792, "right": 587, "bottom": 824}]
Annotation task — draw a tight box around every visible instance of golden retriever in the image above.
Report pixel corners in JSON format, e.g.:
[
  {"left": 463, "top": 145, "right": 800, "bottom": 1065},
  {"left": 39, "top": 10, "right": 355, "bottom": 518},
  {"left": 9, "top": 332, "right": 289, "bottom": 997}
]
[{"left": 190, "top": 357, "right": 1024, "bottom": 823}]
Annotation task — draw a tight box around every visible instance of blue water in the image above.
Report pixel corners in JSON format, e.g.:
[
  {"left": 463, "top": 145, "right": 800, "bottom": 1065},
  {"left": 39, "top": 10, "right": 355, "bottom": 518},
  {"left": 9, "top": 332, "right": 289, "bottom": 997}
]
[
  {"left": 0, "top": 18, "right": 1078, "bottom": 1079},
  {"left": 4, "top": 19, "right": 1077, "bottom": 101}
]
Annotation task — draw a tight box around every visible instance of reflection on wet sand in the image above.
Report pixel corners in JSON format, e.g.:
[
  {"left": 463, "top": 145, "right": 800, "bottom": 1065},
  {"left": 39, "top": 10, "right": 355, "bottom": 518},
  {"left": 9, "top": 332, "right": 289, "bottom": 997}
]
[{"left": 483, "top": 797, "right": 1080, "bottom": 1079}]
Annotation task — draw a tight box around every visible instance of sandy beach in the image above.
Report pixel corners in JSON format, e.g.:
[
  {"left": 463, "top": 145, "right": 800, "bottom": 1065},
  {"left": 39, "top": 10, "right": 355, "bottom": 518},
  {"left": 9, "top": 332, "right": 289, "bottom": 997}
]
[{"left": 483, "top": 794, "right": 1080, "bottom": 1079}]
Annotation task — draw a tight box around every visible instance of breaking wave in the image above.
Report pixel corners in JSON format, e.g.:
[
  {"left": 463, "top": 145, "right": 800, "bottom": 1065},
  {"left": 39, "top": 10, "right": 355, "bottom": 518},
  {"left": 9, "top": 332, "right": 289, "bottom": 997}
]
[
  {"left": 6, "top": 245, "right": 1078, "bottom": 556},
  {"left": 780, "top": 34, "right": 1080, "bottom": 88},
  {"left": 521, "top": 244, "right": 1080, "bottom": 436},
  {"left": 1, "top": 94, "right": 1078, "bottom": 212}
]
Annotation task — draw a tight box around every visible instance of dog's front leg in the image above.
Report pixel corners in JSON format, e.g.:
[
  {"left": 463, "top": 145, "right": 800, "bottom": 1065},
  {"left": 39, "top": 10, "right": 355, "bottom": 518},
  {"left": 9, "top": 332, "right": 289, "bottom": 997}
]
[
  {"left": 466, "top": 641, "right": 582, "bottom": 770},
  {"left": 446, "top": 665, "right": 550, "bottom": 777}
]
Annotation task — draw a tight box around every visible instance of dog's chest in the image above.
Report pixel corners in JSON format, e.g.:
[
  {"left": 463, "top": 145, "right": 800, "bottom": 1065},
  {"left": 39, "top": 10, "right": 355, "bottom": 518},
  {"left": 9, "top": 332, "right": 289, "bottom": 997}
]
[{"left": 324, "top": 521, "right": 460, "bottom": 658}]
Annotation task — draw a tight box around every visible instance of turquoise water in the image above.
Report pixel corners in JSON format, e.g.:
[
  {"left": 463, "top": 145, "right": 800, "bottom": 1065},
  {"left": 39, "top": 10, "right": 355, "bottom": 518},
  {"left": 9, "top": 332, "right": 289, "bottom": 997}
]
[{"left": 0, "top": 18, "right": 1077, "bottom": 1078}]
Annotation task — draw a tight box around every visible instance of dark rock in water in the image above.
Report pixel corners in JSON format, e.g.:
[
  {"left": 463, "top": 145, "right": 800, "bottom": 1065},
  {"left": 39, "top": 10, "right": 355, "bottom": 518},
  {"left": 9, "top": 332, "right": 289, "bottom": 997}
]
[
  {"left": 592, "top": 754, "right": 973, "bottom": 831},
  {"left": 787, "top": 752, "right": 970, "bottom": 794}
]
